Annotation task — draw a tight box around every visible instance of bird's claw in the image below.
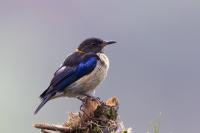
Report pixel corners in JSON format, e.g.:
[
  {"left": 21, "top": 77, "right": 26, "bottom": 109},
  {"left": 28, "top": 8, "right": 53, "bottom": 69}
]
[{"left": 84, "top": 95, "right": 103, "bottom": 103}]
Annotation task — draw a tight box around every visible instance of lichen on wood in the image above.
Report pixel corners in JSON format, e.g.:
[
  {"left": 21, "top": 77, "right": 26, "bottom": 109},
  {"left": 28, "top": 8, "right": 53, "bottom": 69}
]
[{"left": 34, "top": 97, "right": 131, "bottom": 133}]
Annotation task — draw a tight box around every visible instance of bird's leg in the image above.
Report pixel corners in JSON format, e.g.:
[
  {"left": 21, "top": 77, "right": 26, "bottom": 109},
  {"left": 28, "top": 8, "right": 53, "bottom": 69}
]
[
  {"left": 76, "top": 96, "right": 87, "bottom": 110},
  {"left": 76, "top": 96, "right": 92, "bottom": 120},
  {"left": 79, "top": 104, "right": 87, "bottom": 116},
  {"left": 81, "top": 94, "right": 104, "bottom": 105},
  {"left": 82, "top": 93, "right": 97, "bottom": 101},
  {"left": 76, "top": 96, "right": 86, "bottom": 102}
]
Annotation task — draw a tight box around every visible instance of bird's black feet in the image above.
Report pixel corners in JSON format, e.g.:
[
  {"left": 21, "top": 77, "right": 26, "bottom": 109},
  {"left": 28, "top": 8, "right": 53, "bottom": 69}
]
[
  {"left": 76, "top": 95, "right": 105, "bottom": 120},
  {"left": 76, "top": 96, "right": 88, "bottom": 110},
  {"left": 80, "top": 94, "right": 104, "bottom": 104},
  {"left": 77, "top": 96, "right": 92, "bottom": 120},
  {"left": 76, "top": 96, "right": 86, "bottom": 102}
]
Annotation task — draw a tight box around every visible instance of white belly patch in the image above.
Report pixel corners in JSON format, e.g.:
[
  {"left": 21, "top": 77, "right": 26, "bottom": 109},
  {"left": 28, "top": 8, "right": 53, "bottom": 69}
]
[{"left": 63, "top": 53, "right": 110, "bottom": 97}]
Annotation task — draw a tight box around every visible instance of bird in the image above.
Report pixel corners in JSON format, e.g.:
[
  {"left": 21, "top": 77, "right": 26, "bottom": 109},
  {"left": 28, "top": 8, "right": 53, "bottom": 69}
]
[{"left": 34, "top": 37, "right": 116, "bottom": 114}]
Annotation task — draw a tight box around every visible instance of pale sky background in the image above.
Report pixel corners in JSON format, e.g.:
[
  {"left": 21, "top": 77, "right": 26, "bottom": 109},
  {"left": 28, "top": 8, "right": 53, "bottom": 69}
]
[{"left": 0, "top": 0, "right": 200, "bottom": 133}]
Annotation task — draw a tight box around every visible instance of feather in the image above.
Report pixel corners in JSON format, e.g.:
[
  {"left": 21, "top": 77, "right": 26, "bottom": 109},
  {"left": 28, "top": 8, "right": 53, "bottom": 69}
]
[
  {"left": 35, "top": 52, "right": 99, "bottom": 114},
  {"left": 34, "top": 94, "right": 53, "bottom": 115}
]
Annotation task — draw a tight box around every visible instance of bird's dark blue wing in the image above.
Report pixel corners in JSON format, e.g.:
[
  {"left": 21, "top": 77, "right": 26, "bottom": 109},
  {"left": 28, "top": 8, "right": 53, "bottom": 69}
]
[
  {"left": 50, "top": 56, "right": 97, "bottom": 93},
  {"left": 40, "top": 53, "right": 98, "bottom": 99},
  {"left": 35, "top": 54, "right": 98, "bottom": 114}
]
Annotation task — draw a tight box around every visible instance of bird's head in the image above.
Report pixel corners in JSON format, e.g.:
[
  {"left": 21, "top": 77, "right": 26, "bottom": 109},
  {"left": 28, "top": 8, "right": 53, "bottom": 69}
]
[{"left": 77, "top": 38, "right": 116, "bottom": 53}]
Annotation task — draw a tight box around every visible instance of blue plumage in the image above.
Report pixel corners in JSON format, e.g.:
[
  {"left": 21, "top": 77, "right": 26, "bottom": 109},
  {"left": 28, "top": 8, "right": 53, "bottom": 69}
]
[
  {"left": 34, "top": 38, "right": 116, "bottom": 114},
  {"left": 56, "top": 57, "right": 98, "bottom": 92},
  {"left": 76, "top": 57, "right": 97, "bottom": 76},
  {"left": 34, "top": 55, "right": 98, "bottom": 114}
]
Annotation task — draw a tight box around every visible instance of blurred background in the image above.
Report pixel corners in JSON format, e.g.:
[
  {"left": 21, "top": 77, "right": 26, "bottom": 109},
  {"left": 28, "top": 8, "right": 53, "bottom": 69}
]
[{"left": 0, "top": 0, "right": 200, "bottom": 133}]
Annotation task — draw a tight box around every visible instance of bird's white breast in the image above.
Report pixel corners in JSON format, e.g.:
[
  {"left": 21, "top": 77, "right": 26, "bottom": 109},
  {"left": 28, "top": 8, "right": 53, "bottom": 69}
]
[{"left": 65, "top": 53, "right": 109, "bottom": 97}]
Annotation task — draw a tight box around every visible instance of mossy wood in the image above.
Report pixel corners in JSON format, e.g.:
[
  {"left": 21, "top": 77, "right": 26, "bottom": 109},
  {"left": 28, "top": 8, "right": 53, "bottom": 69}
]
[{"left": 34, "top": 97, "right": 129, "bottom": 133}]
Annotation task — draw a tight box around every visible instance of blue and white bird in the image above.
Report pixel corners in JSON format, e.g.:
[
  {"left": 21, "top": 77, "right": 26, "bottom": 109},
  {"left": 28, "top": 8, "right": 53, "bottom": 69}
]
[{"left": 34, "top": 37, "right": 116, "bottom": 114}]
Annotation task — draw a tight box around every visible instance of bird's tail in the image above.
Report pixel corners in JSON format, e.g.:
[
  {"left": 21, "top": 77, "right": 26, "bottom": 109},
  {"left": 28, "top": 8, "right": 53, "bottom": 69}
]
[{"left": 34, "top": 94, "right": 52, "bottom": 115}]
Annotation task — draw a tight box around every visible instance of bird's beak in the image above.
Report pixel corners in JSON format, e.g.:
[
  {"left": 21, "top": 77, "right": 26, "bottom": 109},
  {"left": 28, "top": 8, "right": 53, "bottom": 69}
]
[
  {"left": 106, "top": 40, "right": 117, "bottom": 45},
  {"left": 103, "top": 40, "right": 117, "bottom": 46}
]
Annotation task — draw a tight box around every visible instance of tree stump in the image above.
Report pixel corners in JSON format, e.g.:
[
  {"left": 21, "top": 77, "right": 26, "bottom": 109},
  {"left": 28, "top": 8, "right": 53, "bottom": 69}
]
[{"left": 33, "top": 97, "right": 131, "bottom": 133}]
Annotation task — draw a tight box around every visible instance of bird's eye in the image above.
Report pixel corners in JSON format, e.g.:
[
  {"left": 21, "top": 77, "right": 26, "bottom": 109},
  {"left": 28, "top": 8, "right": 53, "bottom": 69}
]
[{"left": 91, "top": 43, "right": 96, "bottom": 46}]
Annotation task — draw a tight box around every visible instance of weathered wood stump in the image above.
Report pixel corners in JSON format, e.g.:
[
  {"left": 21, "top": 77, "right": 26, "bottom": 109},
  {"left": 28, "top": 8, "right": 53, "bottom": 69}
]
[{"left": 34, "top": 97, "right": 131, "bottom": 133}]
